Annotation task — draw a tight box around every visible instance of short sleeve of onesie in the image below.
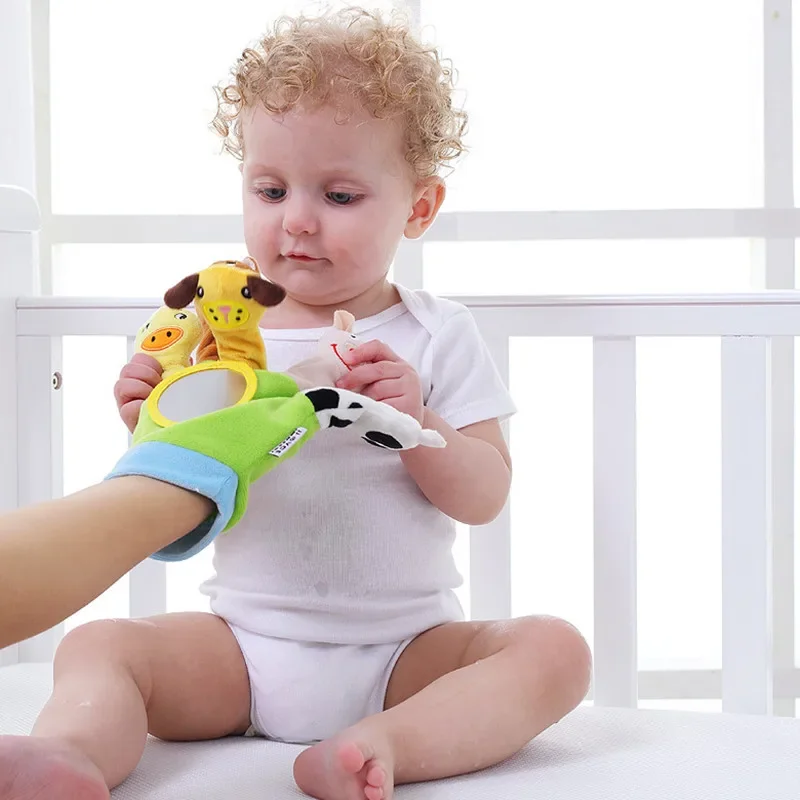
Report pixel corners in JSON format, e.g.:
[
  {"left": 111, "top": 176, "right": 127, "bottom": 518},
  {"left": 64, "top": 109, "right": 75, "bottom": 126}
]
[{"left": 425, "top": 307, "right": 517, "bottom": 431}]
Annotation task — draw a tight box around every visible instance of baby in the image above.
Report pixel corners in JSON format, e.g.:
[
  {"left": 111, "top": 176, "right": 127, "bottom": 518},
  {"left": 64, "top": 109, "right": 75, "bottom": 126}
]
[{"left": 0, "top": 8, "right": 591, "bottom": 800}]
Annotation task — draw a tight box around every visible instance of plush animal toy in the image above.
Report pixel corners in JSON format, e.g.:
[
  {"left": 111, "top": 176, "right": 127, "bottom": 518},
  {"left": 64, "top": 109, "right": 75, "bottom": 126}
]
[
  {"left": 164, "top": 259, "right": 285, "bottom": 370},
  {"left": 133, "top": 307, "right": 202, "bottom": 377},
  {"left": 285, "top": 309, "right": 360, "bottom": 390},
  {"left": 114, "top": 371, "right": 445, "bottom": 560},
  {"left": 116, "top": 259, "right": 446, "bottom": 560}
]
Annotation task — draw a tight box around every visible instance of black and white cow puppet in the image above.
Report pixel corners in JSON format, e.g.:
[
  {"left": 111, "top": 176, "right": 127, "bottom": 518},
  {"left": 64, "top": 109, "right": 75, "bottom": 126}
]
[
  {"left": 302, "top": 387, "right": 445, "bottom": 450},
  {"left": 283, "top": 309, "right": 445, "bottom": 451}
]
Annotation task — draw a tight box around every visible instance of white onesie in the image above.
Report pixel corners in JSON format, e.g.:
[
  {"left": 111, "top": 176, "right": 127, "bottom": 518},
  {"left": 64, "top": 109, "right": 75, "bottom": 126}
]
[{"left": 199, "top": 285, "right": 516, "bottom": 741}]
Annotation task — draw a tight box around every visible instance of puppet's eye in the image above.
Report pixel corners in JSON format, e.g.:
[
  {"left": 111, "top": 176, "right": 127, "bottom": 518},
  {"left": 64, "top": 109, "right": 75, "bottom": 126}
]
[
  {"left": 241, "top": 286, "right": 252, "bottom": 299},
  {"left": 174, "top": 312, "right": 187, "bottom": 320},
  {"left": 196, "top": 286, "right": 204, "bottom": 298},
  {"left": 144, "top": 323, "right": 150, "bottom": 329}
]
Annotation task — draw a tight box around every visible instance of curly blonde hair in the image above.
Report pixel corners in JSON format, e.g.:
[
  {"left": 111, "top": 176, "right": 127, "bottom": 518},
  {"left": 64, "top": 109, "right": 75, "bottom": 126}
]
[{"left": 212, "top": 6, "right": 467, "bottom": 178}]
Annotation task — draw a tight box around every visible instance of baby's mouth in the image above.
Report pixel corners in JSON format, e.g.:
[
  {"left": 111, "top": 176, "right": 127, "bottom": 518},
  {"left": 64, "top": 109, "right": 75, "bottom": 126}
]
[{"left": 284, "top": 253, "right": 326, "bottom": 264}]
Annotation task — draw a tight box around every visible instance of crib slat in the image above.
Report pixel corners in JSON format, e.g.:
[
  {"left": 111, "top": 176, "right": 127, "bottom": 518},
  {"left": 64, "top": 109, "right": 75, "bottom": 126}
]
[
  {"left": 16, "top": 335, "right": 65, "bottom": 662},
  {"left": 124, "top": 335, "right": 168, "bottom": 618},
  {"left": 769, "top": 336, "right": 795, "bottom": 716},
  {"left": 469, "top": 328, "right": 512, "bottom": 620},
  {"left": 721, "top": 336, "right": 773, "bottom": 714},
  {"left": 593, "top": 337, "right": 638, "bottom": 707}
]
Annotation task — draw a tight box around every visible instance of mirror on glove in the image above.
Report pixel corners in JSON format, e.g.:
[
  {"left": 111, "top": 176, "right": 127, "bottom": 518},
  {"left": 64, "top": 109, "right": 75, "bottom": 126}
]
[{"left": 147, "top": 361, "right": 257, "bottom": 427}]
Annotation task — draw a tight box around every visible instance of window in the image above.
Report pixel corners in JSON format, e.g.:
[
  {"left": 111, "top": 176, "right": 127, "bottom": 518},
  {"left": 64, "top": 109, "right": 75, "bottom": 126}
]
[
  {"left": 50, "top": 0, "right": 398, "bottom": 214},
  {"left": 421, "top": 0, "right": 763, "bottom": 212}
]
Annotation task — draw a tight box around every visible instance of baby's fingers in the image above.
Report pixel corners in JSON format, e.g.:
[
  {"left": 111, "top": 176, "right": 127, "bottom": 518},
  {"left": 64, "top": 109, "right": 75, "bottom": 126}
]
[
  {"left": 114, "top": 377, "right": 157, "bottom": 410},
  {"left": 127, "top": 352, "right": 162, "bottom": 373},
  {"left": 344, "top": 339, "right": 401, "bottom": 367},
  {"left": 337, "top": 360, "right": 403, "bottom": 391},
  {"left": 119, "top": 359, "right": 162, "bottom": 388},
  {"left": 120, "top": 399, "right": 144, "bottom": 434}
]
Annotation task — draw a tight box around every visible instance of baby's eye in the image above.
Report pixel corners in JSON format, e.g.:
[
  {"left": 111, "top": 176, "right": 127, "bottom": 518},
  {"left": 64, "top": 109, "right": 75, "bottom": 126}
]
[
  {"left": 174, "top": 312, "right": 187, "bottom": 320},
  {"left": 259, "top": 187, "right": 286, "bottom": 201},
  {"left": 327, "top": 191, "right": 357, "bottom": 205}
]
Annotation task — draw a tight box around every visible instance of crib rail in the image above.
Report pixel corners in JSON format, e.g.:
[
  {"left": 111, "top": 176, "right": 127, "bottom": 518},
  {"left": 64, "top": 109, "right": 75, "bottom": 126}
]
[{"left": 5, "top": 292, "right": 800, "bottom": 716}]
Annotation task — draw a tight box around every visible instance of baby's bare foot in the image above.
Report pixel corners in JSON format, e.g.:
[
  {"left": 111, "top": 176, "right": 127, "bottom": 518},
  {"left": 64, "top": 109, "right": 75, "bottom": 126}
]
[
  {"left": 0, "top": 735, "right": 109, "bottom": 800},
  {"left": 293, "top": 730, "right": 394, "bottom": 800}
]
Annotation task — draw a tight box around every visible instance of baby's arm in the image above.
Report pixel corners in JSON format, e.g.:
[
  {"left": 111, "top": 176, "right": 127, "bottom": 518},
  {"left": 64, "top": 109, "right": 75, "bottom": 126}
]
[
  {"left": 399, "top": 411, "right": 511, "bottom": 525},
  {"left": 338, "top": 338, "right": 512, "bottom": 525}
]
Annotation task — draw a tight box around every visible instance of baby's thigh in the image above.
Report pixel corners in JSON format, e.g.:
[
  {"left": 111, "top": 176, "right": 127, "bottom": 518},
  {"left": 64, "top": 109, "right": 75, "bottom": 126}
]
[{"left": 57, "top": 611, "right": 251, "bottom": 741}]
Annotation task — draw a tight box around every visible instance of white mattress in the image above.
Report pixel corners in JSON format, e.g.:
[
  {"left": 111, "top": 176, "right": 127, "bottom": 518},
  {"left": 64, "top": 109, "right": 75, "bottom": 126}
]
[{"left": 2, "top": 663, "right": 800, "bottom": 799}]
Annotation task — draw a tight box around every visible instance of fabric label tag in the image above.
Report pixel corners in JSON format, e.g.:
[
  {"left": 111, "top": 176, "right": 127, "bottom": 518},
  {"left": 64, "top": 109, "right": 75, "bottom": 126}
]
[{"left": 270, "top": 427, "right": 307, "bottom": 457}]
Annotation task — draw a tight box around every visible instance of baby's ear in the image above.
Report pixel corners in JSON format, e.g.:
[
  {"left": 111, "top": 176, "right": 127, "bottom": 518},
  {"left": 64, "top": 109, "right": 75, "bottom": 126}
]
[
  {"left": 164, "top": 273, "right": 200, "bottom": 308},
  {"left": 405, "top": 177, "right": 446, "bottom": 239}
]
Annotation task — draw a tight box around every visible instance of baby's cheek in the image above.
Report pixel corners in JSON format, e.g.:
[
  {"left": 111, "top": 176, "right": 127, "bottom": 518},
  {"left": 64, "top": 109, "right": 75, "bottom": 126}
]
[{"left": 243, "top": 206, "right": 278, "bottom": 252}]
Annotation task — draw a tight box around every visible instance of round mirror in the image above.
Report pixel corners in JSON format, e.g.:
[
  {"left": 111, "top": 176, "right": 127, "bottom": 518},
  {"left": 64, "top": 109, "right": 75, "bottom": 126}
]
[{"left": 148, "top": 362, "right": 256, "bottom": 427}]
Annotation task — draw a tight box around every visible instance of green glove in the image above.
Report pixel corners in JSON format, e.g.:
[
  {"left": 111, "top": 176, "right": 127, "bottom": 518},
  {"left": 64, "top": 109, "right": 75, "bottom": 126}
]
[
  {"left": 106, "top": 370, "right": 445, "bottom": 561},
  {"left": 106, "top": 370, "right": 320, "bottom": 560}
]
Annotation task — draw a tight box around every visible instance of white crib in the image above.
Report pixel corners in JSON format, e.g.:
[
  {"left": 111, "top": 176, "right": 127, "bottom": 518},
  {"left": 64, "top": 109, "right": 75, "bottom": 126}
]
[
  {"left": 3, "top": 0, "right": 800, "bottom": 794},
  {"left": 3, "top": 180, "right": 800, "bottom": 795}
]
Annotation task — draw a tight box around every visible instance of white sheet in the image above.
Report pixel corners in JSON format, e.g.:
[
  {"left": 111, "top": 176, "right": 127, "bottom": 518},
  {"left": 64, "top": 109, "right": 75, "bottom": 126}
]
[{"left": 2, "top": 663, "right": 800, "bottom": 799}]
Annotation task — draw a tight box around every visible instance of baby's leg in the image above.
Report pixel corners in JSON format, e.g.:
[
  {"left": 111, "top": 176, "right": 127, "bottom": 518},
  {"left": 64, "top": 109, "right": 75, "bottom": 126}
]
[
  {"left": 0, "top": 611, "right": 250, "bottom": 800},
  {"left": 293, "top": 615, "right": 591, "bottom": 800}
]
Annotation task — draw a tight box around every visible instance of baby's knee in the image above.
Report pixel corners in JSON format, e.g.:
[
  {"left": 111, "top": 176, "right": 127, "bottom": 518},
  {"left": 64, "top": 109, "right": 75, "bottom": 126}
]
[
  {"left": 512, "top": 616, "right": 593, "bottom": 704},
  {"left": 54, "top": 619, "right": 155, "bottom": 687}
]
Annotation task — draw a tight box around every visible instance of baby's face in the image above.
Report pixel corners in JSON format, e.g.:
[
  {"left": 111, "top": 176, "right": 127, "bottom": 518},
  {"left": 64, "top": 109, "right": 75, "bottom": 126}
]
[{"left": 241, "top": 102, "right": 419, "bottom": 308}]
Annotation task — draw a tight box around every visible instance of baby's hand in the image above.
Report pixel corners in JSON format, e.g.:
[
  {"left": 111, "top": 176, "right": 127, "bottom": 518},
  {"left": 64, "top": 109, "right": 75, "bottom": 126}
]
[
  {"left": 336, "top": 340, "right": 424, "bottom": 423},
  {"left": 114, "top": 353, "right": 163, "bottom": 434}
]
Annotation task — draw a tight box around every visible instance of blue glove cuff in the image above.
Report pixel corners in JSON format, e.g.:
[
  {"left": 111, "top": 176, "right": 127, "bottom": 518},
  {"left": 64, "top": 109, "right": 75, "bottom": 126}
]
[{"left": 105, "top": 442, "right": 238, "bottom": 561}]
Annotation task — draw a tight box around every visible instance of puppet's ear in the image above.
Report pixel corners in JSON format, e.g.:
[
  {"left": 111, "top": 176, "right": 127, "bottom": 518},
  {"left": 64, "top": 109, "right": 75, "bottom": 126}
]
[
  {"left": 333, "top": 310, "right": 355, "bottom": 332},
  {"left": 164, "top": 274, "right": 200, "bottom": 308},
  {"left": 246, "top": 274, "right": 286, "bottom": 307}
]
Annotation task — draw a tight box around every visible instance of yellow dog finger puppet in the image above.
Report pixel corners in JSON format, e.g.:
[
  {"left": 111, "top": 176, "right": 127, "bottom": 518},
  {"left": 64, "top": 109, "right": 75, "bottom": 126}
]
[
  {"left": 134, "top": 307, "right": 203, "bottom": 378},
  {"left": 164, "top": 259, "right": 285, "bottom": 371}
]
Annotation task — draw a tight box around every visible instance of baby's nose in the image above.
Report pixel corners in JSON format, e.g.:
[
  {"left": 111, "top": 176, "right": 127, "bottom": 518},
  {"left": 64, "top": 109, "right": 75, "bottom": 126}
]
[{"left": 282, "top": 195, "right": 319, "bottom": 236}]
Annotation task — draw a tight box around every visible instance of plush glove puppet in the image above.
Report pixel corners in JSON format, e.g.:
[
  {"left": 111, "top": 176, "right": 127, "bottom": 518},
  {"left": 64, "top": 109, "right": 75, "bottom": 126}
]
[
  {"left": 107, "top": 372, "right": 444, "bottom": 560},
  {"left": 133, "top": 307, "right": 202, "bottom": 377},
  {"left": 107, "top": 258, "right": 446, "bottom": 560}
]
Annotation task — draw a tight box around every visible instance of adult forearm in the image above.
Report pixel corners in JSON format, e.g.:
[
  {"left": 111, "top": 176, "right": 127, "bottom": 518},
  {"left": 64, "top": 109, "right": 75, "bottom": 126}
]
[
  {"left": 0, "top": 476, "right": 212, "bottom": 648},
  {"left": 400, "top": 409, "right": 511, "bottom": 525}
]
